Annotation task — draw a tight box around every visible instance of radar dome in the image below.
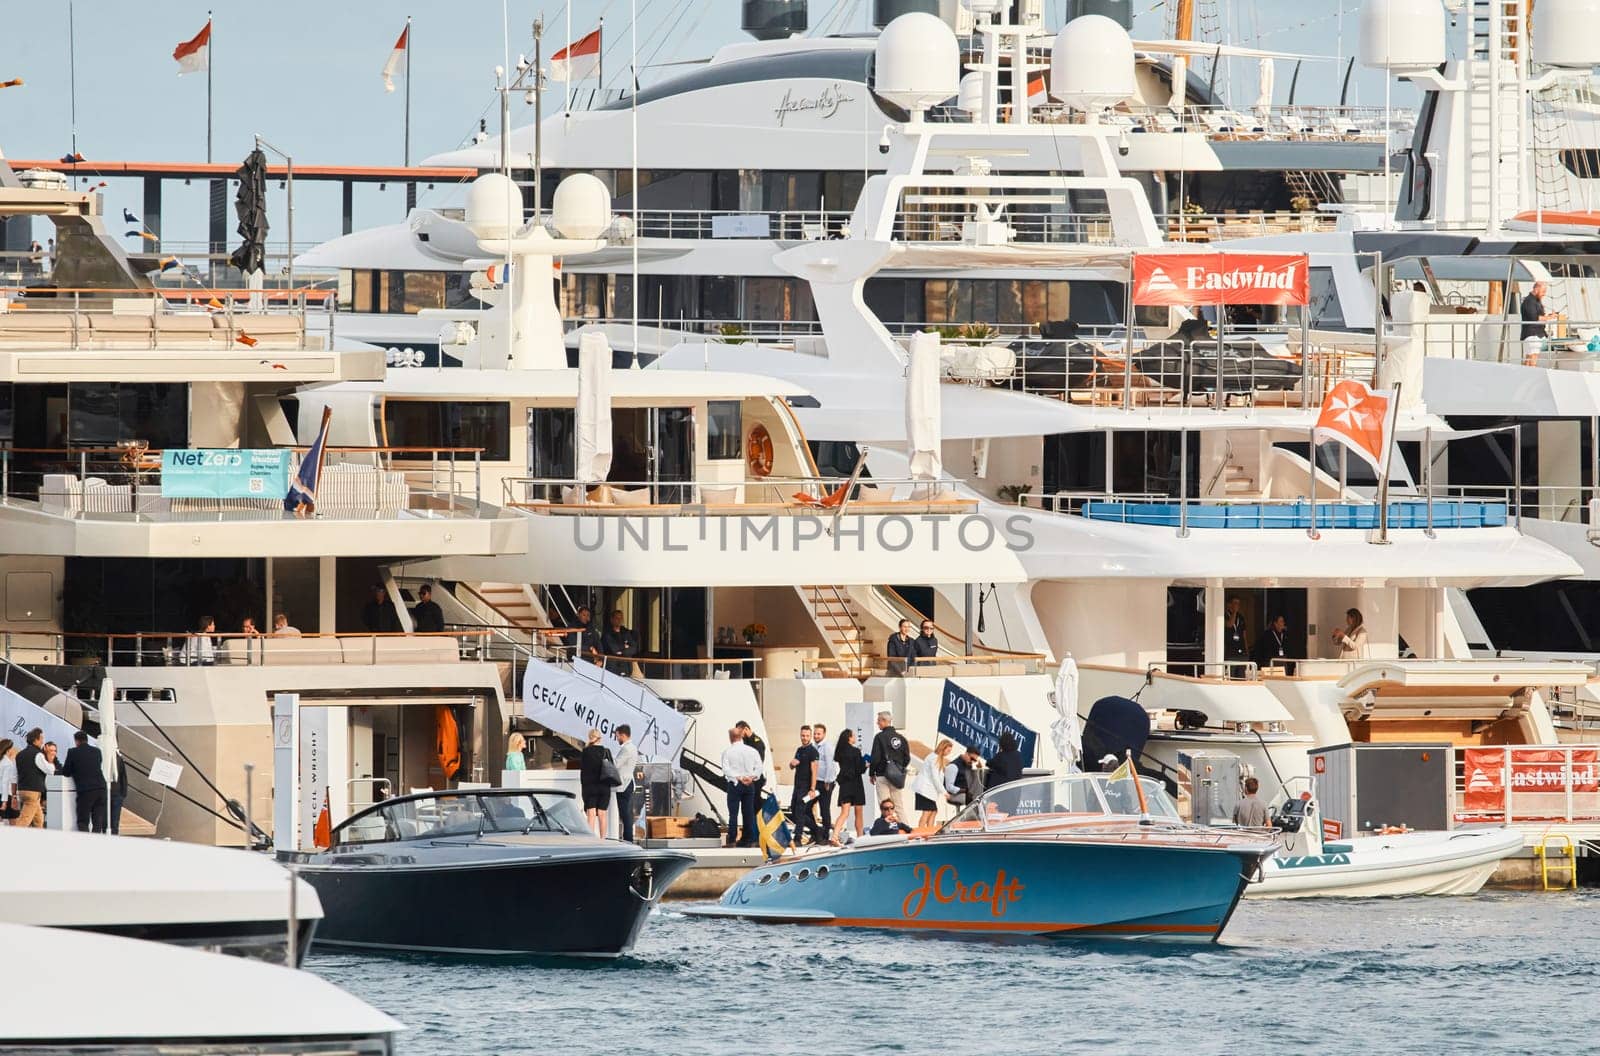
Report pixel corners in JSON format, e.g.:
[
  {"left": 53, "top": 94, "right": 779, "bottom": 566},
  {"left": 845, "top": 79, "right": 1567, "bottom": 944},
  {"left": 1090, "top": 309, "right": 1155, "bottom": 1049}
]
[
  {"left": 1050, "top": 15, "right": 1135, "bottom": 111},
  {"left": 1358, "top": 0, "right": 1446, "bottom": 71},
  {"left": 874, "top": 13, "right": 959, "bottom": 115},
  {"left": 957, "top": 72, "right": 984, "bottom": 115},
  {"left": 1533, "top": 0, "right": 1600, "bottom": 69},
  {"left": 551, "top": 173, "right": 612, "bottom": 240},
  {"left": 464, "top": 173, "right": 521, "bottom": 239}
]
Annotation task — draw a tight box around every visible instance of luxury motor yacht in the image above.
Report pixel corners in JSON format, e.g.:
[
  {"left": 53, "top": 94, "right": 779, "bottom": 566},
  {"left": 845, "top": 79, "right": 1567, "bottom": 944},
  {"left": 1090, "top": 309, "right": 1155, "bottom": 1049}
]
[
  {"left": 647, "top": 5, "right": 1595, "bottom": 821},
  {"left": 0, "top": 158, "right": 520, "bottom": 845},
  {"left": 298, "top": 0, "right": 1409, "bottom": 362}
]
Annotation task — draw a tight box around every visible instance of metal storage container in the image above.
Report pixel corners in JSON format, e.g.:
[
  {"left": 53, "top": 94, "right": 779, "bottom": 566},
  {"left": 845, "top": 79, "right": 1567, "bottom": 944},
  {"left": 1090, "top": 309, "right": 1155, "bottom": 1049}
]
[
  {"left": 1310, "top": 742, "right": 1452, "bottom": 838},
  {"left": 1180, "top": 750, "right": 1244, "bottom": 826}
]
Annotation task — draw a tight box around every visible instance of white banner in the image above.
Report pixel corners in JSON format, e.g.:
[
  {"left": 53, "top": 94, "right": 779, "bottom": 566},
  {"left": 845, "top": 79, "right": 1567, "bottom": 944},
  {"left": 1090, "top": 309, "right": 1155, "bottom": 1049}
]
[
  {"left": 1, "top": 685, "right": 84, "bottom": 753},
  {"left": 522, "top": 658, "right": 686, "bottom": 764}
]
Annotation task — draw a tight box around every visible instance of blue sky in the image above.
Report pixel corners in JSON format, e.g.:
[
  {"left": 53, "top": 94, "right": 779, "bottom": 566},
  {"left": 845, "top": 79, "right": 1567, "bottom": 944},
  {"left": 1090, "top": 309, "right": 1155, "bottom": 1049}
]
[{"left": 0, "top": 1, "right": 1403, "bottom": 246}]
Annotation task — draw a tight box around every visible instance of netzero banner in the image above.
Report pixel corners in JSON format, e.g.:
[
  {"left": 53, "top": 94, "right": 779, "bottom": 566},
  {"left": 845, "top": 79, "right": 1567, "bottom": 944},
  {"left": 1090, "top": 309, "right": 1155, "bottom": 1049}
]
[
  {"left": 1461, "top": 747, "right": 1600, "bottom": 815},
  {"left": 937, "top": 679, "right": 1037, "bottom": 766},
  {"left": 522, "top": 658, "right": 687, "bottom": 763},
  {"left": 1131, "top": 252, "right": 1309, "bottom": 306},
  {"left": 162, "top": 448, "right": 291, "bottom": 499}
]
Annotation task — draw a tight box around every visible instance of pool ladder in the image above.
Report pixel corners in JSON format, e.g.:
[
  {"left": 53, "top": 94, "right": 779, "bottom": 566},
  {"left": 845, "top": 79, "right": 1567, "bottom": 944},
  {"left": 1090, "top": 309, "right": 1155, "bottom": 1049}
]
[{"left": 1535, "top": 834, "right": 1577, "bottom": 891}]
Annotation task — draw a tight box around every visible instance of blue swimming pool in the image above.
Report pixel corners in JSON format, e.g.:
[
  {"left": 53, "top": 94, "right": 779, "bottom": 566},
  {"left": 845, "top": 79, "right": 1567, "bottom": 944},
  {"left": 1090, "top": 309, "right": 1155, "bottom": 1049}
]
[{"left": 1077, "top": 500, "right": 1508, "bottom": 529}]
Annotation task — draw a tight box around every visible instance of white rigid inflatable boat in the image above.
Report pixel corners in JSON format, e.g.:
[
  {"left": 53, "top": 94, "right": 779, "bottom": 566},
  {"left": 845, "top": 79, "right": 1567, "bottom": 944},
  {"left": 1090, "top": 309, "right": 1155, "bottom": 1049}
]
[{"left": 1246, "top": 797, "right": 1524, "bottom": 899}]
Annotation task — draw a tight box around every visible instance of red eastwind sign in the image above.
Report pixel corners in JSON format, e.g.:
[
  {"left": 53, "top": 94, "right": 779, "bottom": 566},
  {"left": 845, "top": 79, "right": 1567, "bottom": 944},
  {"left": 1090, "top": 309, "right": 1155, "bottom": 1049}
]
[{"left": 1131, "top": 252, "right": 1310, "bottom": 307}]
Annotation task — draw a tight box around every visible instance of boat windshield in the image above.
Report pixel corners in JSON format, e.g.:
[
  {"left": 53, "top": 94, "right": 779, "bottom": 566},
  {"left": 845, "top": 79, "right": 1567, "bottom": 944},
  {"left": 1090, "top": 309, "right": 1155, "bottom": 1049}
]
[
  {"left": 333, "top": 791, "right": 590, "bottom": 846},
  {"left": 949, "top": 773, "right": 1181, "bottom": 833}
]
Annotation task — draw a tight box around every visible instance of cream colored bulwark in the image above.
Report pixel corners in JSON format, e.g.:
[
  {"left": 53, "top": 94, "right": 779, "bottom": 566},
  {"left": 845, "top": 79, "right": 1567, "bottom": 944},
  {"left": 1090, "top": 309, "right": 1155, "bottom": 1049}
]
[{"left": 1032, "top": 580, "right": 1166, "bottom": 669}]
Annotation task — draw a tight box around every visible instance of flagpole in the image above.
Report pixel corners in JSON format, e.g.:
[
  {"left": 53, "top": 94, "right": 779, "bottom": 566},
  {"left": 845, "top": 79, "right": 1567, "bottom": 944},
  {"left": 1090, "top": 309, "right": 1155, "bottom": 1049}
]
[
  {"left": 1375, "top": 381, "right": 1401, "bottom": 545},
  {"left": 598, "top": 16, "right": 605, "bottom": 97},
  {"left": 630, "top": 0, "right": 638, "bottom": 361},
  {"left": 404, "top": 16, "right": 414, "bottom": 211},
  {"left": 564, "top": 4, "right": 572, "bottom": 116},
  {"left": 404, "top": 16, "right": 411, "bottom": 168},
  {"left": 206, "top": 12, "right": 213, "bottom": 163}
]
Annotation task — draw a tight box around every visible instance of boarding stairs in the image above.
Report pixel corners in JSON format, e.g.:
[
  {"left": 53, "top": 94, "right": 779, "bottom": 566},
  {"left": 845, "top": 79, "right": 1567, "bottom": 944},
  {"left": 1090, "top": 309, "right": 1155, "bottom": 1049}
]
[
  {"left": 798, "top": 585, "right": 873, "bottom": 677},
  {"left": 1284, "top": 170, "right": 1342, "bottom": 210}
]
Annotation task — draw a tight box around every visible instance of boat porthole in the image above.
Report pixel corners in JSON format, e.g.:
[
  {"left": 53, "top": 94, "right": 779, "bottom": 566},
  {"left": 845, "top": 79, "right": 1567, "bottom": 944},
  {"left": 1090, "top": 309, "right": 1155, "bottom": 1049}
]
[
  {"left": 778, "top": 871, "right": 791, "bottom": 883},
  {"left": 797, "top": 868, "right": 811, "bottom": 881},
  {"left": 816, "top": 866, "right": 829, "bottom": 879},
  {"left": 758, "top": 873, "right": 773, "bottom": 885}
]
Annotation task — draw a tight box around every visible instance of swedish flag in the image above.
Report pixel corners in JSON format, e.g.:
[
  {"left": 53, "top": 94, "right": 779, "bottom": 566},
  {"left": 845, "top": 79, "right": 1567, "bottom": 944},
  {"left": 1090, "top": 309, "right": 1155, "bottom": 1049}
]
[{"left": 757, "top": 790, "right": 792, "bottom": 861}]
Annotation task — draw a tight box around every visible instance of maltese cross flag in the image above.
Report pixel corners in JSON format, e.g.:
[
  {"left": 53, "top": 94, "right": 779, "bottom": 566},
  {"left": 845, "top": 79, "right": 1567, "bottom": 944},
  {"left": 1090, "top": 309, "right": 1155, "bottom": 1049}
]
[{"left": 1314, "top": 379, "right": 1400, "bottom": 477}]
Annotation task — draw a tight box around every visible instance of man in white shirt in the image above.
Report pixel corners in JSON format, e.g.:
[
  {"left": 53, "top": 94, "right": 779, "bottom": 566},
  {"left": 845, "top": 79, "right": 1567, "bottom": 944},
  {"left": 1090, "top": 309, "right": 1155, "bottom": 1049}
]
[
  {"left": 719, "top": 727, "right": 763, "bottom": 849},
  {"left": 613, "top": 725, "right": 640, "bottom": 843},
  {"left": 812, "top": 722, "right": 838, "bottom": 845}
]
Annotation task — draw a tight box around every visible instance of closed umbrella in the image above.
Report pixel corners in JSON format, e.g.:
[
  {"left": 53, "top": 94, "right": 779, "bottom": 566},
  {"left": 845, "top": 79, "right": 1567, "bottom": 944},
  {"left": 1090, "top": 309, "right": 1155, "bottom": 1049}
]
[
  {"left": 575, "top": 331, "right": 614, "bottom": 496},
  {"left": 98, "top": 677, "right": 119, "bottom": 786},
  {"left": 1050, "top": 657, "right": 1081, "bottom": 773},
  {"left": 228, "top": 148, "right": 269, "bottom": 276},
  {"left": 1254, "top": 57, "right": 1275, "bottom": 117},
  {"left": 906, "top": 331, "right": 942, "bottom": 485}
]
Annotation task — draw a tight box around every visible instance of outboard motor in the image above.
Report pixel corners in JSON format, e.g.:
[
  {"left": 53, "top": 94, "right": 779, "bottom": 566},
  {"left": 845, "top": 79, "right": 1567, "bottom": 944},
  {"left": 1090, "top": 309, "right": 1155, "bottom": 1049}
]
[{"left": 1081, "top": 695, "right": 1150, "bottom": 770}]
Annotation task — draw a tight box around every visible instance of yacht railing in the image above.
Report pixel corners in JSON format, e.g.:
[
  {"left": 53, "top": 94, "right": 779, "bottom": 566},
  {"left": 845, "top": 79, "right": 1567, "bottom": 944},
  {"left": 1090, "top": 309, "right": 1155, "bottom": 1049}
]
[
  {"left": 0, "top": 287, "right": 333, "bottom": 351},
  {"left": 7, "top": 630, "right": 493, "bottom": 669},
  {"left": 0, "top": 445, "right": 493, "bottom": 522},
  {"left": 924, "top": 102, "right": 1412, "bottom": 142},
  {"left": 1403, "top": 312, "right": 1600, "bottom": 370},
  {"left": 1451, "top": 744, "right": 1600, "bottom": 825},
  {"left": 1019, "top": 493, "right": 1510, "bottom": 532},
  {"left": 610, "top": 206, "right": 1340, "bottom": 247},
  {"left": 502, "top": 474, "right": 970, "bottom": 512}
]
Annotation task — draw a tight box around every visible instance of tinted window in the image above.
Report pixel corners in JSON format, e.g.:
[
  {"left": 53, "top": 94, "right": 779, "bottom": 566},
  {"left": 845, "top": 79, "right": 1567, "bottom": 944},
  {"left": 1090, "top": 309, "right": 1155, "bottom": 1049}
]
[
  {"left": 707, "top": 401, "right": 742, "bottom": 461},
  {"left": 383, "top": 400, "right": 510, "bottom": 460}
]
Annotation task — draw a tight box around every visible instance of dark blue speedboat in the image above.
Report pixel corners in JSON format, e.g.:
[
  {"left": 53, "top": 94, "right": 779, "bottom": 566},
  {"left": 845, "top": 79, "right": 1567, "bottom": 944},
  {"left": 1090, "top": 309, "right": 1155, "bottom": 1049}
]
[
  {"left": 288, "top": 788, "right": 693, "bottom": 957},
  {"left": 687, "top": 773, "right": 1276, "bottom": 942}
]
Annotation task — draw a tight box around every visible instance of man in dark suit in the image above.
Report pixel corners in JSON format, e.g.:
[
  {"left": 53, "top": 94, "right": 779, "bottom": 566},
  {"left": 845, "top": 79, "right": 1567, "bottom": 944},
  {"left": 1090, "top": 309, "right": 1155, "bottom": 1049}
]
[
  {"left": 410, "top": 583, "right": 445, "bottom": 633},
  {"left": 62, "top": 730, "right": 108, "bottom": 833}
]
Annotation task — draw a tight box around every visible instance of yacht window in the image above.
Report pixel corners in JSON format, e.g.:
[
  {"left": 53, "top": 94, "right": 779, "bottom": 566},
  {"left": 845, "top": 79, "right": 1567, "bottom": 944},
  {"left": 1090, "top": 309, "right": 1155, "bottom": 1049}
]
[
  {"left": 351, "top": 270, "right": 376, "bottom": 313},
  {"left": 706, "top": 401, "right": 742, "bottom": 461},
  {"left": 527, "top": 407, "right": 577, "bottom": 481},
  {"left": 66, "top": 383, "right": 188, "bottom": 448},
  {"left": 0, "top": 383, "right": 11, "bottom": 442},
  {"left": 1469, "top": 581, "right": 1600, "bottom": 654},
  {"left": 383, "top": 400, "right": 510, "bottom": 461},
  {"left": 401, "top": 272, "right": 447, "bottom": 314}
]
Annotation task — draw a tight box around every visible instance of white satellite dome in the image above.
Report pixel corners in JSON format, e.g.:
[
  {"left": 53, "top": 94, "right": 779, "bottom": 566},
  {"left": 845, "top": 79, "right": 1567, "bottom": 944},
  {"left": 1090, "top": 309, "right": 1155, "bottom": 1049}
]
[
  {"left": 464, "top": 172, "right": 521, "bottom": 239},
  {"left": 1533, "top": 0, "right": 1600, "bottom": 69},
  {"left": 1358, "top": 0, "right": 1446, "bottom": 71},
  {"left": 874, "top": 13, "right": 959, "bottom": 116},
  {"left": 551, "top": 173, "right": 612, "bottom": 240},
  {"left": 1050, "top": 15, "right": 1135, "bottom": 111},
  {"left": 957, "top": 71, "right": 984, "bottom": 115}
]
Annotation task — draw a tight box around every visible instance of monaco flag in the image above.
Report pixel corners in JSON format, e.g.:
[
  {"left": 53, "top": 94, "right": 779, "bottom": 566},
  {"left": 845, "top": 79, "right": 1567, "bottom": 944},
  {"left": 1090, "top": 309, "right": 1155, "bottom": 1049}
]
[
  {"left": 382, "top": 23, "right": 409, "bottom": 93},
  {"left": 1314, "top": 379, "right": 1400, "bottom": 477},
  {"left": 173, "top": 20, "right": 211, "bottom": 75},
  {"left": 1130, "top": 252, "right": 1309, "bottom": 307},
  {"left": 549, "top": 28, "right": 601, "bottom": 83}
]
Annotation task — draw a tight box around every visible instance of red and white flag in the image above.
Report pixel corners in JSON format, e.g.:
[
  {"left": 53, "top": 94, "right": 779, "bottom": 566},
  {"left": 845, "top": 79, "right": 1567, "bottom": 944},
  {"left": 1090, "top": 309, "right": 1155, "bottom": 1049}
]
[
  {"left": 173, "top": 20, "right": 211, "bottom": 75},
  {"left": 1314, "top": 379, "right": 1400, "bottom": 477},
  {"left": 382, "top": 23, "right": 409, "bottom": 93},
  {"left": 549, "top": 28, "right": 601, "bottom": 83}
]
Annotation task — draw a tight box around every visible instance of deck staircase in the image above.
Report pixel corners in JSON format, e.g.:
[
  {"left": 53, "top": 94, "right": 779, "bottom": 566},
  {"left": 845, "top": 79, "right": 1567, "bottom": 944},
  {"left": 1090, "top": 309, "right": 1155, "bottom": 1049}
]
[
  {"left": 797, "top": 585, "right": 873, "bottom": 677},
  {"left": 1219, "top": 462, "right": 1257, "bottom": 497}
]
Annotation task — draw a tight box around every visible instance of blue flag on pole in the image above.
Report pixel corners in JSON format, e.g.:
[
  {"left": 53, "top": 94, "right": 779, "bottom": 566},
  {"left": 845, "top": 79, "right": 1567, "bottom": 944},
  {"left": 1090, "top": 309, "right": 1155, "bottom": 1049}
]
[
  {"left": 937, "top": 679, "right": 1038, "bottom": 765},
  {"left": 285, "top": 406, "right": 332, "bottom": 512}
]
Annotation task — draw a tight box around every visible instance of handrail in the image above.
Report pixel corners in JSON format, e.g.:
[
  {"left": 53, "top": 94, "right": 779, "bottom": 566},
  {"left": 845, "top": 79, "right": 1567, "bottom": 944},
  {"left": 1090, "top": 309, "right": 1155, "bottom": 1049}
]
[
  {"left": 875, "top": 583, "right": 1047, "bottom": 660},
  {"left": 1205, "top": 438, "right": 1234, "bottom": 498},
  {"left": 809, "top": 584, "right": 866, "bottom": 677}
]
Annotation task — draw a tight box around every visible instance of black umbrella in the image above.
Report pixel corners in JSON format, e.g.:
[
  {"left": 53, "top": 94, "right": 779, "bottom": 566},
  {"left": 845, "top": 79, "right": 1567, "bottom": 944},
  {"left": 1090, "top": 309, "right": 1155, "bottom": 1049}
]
[{"left": 228, "top": 148, "right": 269, "bottom": 275}]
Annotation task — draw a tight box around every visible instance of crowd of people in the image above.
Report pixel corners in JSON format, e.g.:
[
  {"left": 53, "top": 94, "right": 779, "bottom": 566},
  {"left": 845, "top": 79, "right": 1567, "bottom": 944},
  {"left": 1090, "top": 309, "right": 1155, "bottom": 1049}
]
[
  {"left": 1, "top": 726, "right": 126, "bottom": 833},
  {"left": 718, "top": 711, "right": 1030, "bottom": 848}
]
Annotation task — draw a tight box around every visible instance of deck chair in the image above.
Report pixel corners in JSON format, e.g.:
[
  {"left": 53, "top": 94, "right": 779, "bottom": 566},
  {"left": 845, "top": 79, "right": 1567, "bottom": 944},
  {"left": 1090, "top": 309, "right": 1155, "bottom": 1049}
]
[{"left": 792, "top": 482, "right": 850, "bottom": 508}]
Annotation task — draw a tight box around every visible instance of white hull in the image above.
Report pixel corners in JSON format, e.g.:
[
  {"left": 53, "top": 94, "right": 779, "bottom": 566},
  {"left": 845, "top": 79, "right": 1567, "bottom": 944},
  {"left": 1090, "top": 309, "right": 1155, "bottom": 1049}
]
[{"left": 1248, "top": 828, "right": 1523, "bottom": 899}]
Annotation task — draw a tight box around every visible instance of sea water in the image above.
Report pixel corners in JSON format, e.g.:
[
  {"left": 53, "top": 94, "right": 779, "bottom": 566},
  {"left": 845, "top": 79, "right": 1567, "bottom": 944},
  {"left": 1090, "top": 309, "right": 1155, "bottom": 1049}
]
[{"left": 310, "top": 891, "right": 1600, "bottom": 1055}]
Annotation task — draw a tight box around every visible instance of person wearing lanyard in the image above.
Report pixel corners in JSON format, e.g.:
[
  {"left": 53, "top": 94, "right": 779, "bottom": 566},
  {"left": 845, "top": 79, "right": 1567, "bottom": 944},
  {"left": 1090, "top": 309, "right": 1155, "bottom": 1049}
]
[{"left": 1254, "top": 614, "right": 1295, "bottom": 676}]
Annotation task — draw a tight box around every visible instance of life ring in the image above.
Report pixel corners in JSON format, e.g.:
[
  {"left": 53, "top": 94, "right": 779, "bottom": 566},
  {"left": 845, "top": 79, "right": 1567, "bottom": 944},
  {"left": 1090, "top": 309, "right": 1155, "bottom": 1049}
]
[{"left": 747, "top": 423, "right": 774, "bottom": 477}]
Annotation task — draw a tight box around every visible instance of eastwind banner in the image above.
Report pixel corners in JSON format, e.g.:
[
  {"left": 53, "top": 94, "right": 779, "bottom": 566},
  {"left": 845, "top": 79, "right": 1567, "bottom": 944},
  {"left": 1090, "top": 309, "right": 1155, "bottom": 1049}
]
[
  {"left": 522, "top": 658, "right": 687, "bottom": 763},
  {"left": 937, "top": 679, "right": 1037, "bottom": 766},
  {"left": 1131, "top": 252, "right": 1310, "bottom": 306}
]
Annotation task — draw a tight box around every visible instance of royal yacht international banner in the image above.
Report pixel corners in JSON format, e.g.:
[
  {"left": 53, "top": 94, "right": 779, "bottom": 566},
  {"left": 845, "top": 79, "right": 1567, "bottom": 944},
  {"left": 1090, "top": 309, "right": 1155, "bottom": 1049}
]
[
  {"left": 161, "top": 449, "right": 291, "bottom": 499},
  {"left": 522, "top": 658, "right": 687, "bottom": 764},
  {"left": 937, "top": 679, "right": 1037, "bottom": 766}
]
